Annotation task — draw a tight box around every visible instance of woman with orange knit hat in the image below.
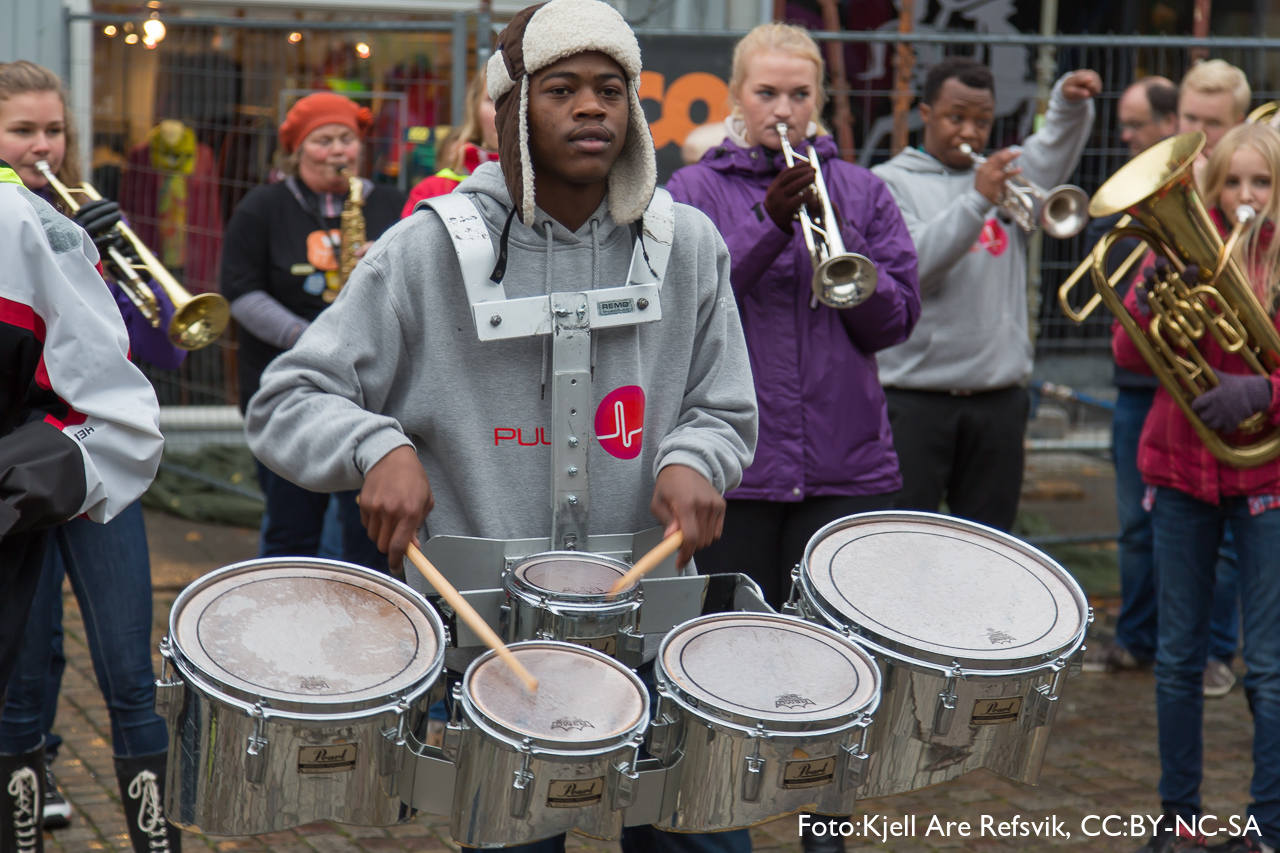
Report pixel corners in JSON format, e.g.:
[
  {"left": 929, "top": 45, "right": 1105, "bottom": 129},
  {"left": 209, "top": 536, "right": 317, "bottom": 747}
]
[{"left": 221, "top": 91, "right": 405, "bottom": 570}]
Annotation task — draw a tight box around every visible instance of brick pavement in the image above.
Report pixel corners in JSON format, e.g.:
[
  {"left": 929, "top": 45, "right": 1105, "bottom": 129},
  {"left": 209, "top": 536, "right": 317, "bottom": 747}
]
[{"left": 37, "top": 513, "right": 1257, "bottom": 853}]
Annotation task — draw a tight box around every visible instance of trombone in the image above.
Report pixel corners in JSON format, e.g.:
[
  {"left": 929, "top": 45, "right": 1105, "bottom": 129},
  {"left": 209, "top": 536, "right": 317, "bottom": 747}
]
[
  {"left": 36, "top": 160, "right": 230, "bottom": 350},
  {"left": 775, "top": 123, "right": 878, "bottom": 309},
  {"left": 958, "top": 143, "right": 1090, "bottom": 238}
]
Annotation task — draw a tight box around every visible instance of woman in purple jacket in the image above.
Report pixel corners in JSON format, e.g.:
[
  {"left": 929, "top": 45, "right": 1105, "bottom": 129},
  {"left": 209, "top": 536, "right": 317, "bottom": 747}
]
[{"left": 668, "top": 23, "right": 920, "bottom": 613}]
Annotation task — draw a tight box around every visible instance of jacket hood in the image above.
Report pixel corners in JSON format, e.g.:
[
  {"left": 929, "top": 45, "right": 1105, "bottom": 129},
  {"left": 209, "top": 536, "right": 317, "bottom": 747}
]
[{"left": 701, "top": 133, "right": 842, "bottom": 178}]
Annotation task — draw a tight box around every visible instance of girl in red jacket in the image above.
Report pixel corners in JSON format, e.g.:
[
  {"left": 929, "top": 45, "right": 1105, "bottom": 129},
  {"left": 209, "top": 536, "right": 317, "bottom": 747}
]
[
  {"left": 401, "top": 71, "right": 498, "bottom": 218},
  {"left": 1115, "top": 122, "right": 1280, "bottom": 853}
]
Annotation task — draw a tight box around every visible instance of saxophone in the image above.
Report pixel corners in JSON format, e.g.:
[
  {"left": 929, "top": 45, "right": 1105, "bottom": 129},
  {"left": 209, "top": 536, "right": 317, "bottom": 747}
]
[{"left": 326, "top": 166, "right": 366, "bottom": 303}]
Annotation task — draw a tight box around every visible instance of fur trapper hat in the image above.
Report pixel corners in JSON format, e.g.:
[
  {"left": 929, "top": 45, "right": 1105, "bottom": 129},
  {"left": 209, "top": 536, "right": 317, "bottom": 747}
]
[{"left": 487, "top": 0, "right": 656, "bottom": 225}]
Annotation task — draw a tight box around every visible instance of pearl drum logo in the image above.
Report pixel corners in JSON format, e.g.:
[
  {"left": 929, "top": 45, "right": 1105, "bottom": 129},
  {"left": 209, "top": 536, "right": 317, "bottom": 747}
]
[{"left": 595, "top": 385, "right": 645, "bottom": 460}]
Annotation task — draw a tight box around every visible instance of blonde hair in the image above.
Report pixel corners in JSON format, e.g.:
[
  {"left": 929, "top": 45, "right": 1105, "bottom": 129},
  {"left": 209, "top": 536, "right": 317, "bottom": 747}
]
[
  {"left": 0, "top": 60, "right": 81, "bottom": 188},
  {"left": 446, "top": 69, "right": 491, "bottom": 173},
  {"left": 1202, "top": 122, "right": 1280, "bottom": 312},
  {"left": 729, "top": 22, "right": 827, "bottom": 113},
  {"left": 1182, "top": 59, "right": 1251, "bottom": 120}
]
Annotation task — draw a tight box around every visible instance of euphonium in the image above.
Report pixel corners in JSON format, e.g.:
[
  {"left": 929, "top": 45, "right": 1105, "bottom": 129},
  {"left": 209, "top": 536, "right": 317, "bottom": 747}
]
[
  {"left": 1067, "top": 131, "right": 1280, "bottom": 468},
  {"left": 1248, "top": 101, "right": 1280, "bottom": 128},
  {"left": 330, "top": 165, "right": 366, "bottom": 302},
  {"left": 775, "top": 123, "right": 877, "bottom": 309},
  {"left": 35, "top": 160, "right": 229, "bottom": 350},
  {"left": 958, "top": 143, "right": 1090, "bottom": 238}
]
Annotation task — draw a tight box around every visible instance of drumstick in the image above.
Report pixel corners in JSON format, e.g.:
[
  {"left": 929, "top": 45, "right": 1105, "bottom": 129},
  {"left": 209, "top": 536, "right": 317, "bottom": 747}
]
[
  {"left": 404, "top": 542, "right": 539, "bottom": 693},
  {"left": 607, "top": 530, "right": 684, "bottom": 599}
]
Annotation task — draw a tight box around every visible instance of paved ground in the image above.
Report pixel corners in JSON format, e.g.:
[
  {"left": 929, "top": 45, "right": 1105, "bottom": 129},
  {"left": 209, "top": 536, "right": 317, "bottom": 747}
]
[{"left": 39, "top": 510, "right": 1257, "bottom": 853}]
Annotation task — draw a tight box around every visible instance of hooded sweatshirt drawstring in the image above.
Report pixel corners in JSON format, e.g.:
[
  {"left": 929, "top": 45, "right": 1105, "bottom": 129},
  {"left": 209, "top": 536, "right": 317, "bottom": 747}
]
[
  {"left": 539, "top": 219, "right": 554, "bottom": 399},
  {"left": 590, "top": 218, "right": 601, "bottom": 374}
]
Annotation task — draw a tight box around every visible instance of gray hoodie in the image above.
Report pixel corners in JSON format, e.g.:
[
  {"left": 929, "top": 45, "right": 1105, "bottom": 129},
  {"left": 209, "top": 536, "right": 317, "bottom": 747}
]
[
  {"left": 245, "top": 162, "right": 757, "bottom": 542},
  {"left": 872, "top": 77, "right": 1094, "bottom": 391}
]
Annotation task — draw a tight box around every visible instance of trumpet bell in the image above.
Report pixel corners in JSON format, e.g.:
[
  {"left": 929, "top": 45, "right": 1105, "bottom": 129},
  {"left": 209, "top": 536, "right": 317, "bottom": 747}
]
[
  {"left": 170, "top": 292, "right": 231, "bottom": 350},
  {"left": 1040, "top": 185, "right": 1090, "bottom": 239},
  {"left": 814, "top": 253, "right": 878, "bottom": 309}
]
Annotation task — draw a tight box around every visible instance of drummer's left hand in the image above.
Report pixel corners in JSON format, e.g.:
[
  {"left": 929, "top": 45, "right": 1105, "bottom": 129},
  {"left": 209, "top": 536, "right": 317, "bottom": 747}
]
[
  {"left": 1062, "top": 70, "right": 1101, "bottom": 101},
  {"left": 650, "top": 465, "right": 726, "bottom": 569}
]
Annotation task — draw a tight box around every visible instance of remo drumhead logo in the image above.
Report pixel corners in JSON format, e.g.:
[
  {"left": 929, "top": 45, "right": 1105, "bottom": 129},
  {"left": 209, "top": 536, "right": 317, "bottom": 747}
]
[{"left": 595, "top": 385, "right": 645, "bottom": 460}]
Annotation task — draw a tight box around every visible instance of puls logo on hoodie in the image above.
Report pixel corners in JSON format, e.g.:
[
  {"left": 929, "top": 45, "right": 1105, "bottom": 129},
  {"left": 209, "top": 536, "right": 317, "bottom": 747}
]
[
  {"left": 595, "top": 385, "right": 645, "bottom": 460},
  {"left": 970, "top": 218, "right": 1009, "bottom": 256}
]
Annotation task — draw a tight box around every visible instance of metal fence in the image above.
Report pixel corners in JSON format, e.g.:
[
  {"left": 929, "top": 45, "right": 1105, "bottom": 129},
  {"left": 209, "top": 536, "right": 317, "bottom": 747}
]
[{"left": 69, "top": 11, "right": 1280, "bottom": 407}]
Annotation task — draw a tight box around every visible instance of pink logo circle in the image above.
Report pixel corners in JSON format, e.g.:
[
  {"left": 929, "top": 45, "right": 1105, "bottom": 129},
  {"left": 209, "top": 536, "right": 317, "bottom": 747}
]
[
  {"left": 972, "top": 218, "right": 1009, "bottom": 256},
  {"left": 595, "top": 385, "right": 646, "bottom": 460}
]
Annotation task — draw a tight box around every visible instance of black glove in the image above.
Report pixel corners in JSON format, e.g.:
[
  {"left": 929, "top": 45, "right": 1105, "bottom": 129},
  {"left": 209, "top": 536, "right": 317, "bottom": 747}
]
[
  {"left": 72, "top": 198, "right": 122, "bottom": 244},
  {"left": 763, "top": 164, "right": 819, "bottom": 232}
]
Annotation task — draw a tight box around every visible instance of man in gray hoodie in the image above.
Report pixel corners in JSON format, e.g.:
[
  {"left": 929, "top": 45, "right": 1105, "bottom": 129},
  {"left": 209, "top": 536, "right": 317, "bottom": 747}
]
[
  {"left": 872, "top": 57, "right": 1098, "bottom": 532},
  {"left": 246, "top": 0, "right": 756, "bottom": 584}
]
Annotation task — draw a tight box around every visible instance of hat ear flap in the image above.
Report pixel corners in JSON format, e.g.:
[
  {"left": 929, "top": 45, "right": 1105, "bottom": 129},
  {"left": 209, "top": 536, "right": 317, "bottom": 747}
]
[
  {"left": 518, "top": 76, "right": 536, "bottom": 225},
  {"left": 606, "top": 81, "right": 658, "bottom": 226}
]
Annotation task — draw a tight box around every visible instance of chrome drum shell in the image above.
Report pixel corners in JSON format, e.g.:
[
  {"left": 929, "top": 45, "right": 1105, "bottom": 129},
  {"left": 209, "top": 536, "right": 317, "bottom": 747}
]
[
  {"left": 791, "top": 512, "right": 1090, "bottom": 798},
  {"left": 448, "top": 641, "right": 650, "bottom": 848},
  {"left": 502, "top": 552, "right": 644, "bottom": 665},
  {"left": 156, "top": 559, "right": 447, "bottom": 835},
  {"left": 649, "top": 613, "right": 880, "bottom": 832}
]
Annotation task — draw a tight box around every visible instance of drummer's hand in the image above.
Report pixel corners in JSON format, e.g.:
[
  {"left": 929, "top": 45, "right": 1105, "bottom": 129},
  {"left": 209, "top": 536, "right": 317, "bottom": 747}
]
[
  {"left": 359, "top": 445, "right": 434, "bottom": 571},
  {"left": 650, "top": 465, "right": 726, "bottom": 569}
]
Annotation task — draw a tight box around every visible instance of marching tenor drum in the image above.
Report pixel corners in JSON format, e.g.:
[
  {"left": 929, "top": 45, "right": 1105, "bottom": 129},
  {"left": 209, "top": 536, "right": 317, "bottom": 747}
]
[
  {"left": 789, "top": 512, "right": 1090, "bottom": 798},
  {"left": 501, "top": 552, "right": 644, "bottom": 665},
  {"left": 446, "top": 641, "right": 649, "bottom": 848},
  {"left": 649, "top": 613, "right": 880, "bottom": 832},
  {"left": 155, "top": 559, "right": 447, "bottom": 835}
]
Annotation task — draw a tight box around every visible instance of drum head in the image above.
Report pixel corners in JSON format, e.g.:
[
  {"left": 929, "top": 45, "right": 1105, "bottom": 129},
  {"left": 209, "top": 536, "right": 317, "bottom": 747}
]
[
  {"left": 172, "top": 560, "right": 443, "bottom": 712},
  {"left": 803, "top": 512, "right": 1087, "bottom": 669},
  {"left": 660, "top": 614, "right": 878, "bottom": 727},
  {"left": 512, "top": 553, "right": 635, "bottom": 597},
  {"left": 467, "top": 642, "right": 646, "bottom": 747}
]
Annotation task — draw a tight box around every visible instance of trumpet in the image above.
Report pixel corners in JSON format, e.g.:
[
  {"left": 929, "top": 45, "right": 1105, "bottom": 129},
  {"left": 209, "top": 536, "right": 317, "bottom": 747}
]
[
  {"left": 958, "top": 143, "right": 1090, "bottom": 239},
  {"left": 36, "top": 160, "right": 229, "bottom": 350},
  {"left": 775, "top": 123, "right": 877, "bottom": 309}
]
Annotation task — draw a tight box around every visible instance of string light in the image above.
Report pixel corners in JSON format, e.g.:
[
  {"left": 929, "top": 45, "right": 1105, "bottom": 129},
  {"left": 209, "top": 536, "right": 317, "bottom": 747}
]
[
  {"left": 288, "top": 31, "right": 302, "bottom": 44},
  {"left": 103, "top": 25, "right": 117, "bottom": 36},
  {"left": 125, "top": 33, "right": 139, "bottom": 44},
  {"left": 142, "top": 18, "right": 166, "bottom": 42},
  {"left": 355, "top": 42, "right": 371, "bottom": 59}
]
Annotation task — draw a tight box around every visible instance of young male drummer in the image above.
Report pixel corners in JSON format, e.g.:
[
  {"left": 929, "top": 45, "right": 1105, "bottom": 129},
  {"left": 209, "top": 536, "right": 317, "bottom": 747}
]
[{"left": 246, "top": 2, "right": 757, "bottom": 850}]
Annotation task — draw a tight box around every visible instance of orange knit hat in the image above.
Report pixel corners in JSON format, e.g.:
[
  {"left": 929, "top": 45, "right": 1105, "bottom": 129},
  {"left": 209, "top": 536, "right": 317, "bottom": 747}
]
[{"left": 278, "top": 92, "right": 373, "bottom": 155}]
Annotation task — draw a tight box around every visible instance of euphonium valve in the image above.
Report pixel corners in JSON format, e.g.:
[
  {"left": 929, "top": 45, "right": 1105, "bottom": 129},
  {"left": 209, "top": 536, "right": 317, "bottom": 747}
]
[
  {"left": 775, "top": 123, "right": 877, "bottom": 309},
  {"left": 958, "top": 143, "right": 1090, "bottom": 239},
  {"left": 35, "top": 160, "right": 229, "bottom": 350}
]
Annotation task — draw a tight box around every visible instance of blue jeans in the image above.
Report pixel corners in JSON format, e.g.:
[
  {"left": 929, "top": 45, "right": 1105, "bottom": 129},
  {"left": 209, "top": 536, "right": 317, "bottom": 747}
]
[
  {"left": 0, "top": 501, "right": 168, "bottom": 758},
  {"left": 460, "top": 661, "right": 752, "bottom": 853},
  {"left": 1113, "top": 388, "right": 1158, "bottom": 660},
  {"left": 1152, "top": 487, "right": 1280, "bottom": 846},
  {"left": 255, "top": 461, "right": 386, "bottom": 570},
  {"left": 1112, "top": 388, "right": 1239, "bottom": 661}
]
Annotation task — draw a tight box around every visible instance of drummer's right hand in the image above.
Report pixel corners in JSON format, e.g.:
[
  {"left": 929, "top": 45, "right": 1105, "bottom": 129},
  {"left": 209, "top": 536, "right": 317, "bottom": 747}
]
[{"left": 360, "top": 445, "right": 434, "bottom": 571}]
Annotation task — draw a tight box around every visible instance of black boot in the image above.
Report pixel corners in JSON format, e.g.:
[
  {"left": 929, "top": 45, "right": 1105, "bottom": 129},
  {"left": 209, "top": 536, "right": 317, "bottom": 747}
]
[
  {"left": 801, "top": 814, "right": 848, "bottom": 853},
  {"left": 1, "top": 742, "right": 44, "bottom": 852},
  {"left": 114, "top": 752, "right": 182, "bottom": 853}
]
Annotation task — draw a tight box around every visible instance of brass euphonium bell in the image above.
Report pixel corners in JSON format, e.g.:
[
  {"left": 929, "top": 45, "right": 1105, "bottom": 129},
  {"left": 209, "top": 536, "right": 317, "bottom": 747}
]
[
  {"left": 775, "top": 123, "right": 878, "bottom": 309},
  {"left": 1062, "top": 131, "right": 1280, "bottom": 468},
  {"left": 35, "top": 160, "right": 229, "bottom": 350}
]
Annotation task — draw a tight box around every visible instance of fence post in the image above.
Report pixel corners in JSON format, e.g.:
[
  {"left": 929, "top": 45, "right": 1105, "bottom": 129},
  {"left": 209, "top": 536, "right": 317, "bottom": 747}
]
[
  {"left": 476, "top": 0, "right": 493, "bottom": 79},
  {"left": 452, "top": 11, "right": 468, "bottom": 125}
]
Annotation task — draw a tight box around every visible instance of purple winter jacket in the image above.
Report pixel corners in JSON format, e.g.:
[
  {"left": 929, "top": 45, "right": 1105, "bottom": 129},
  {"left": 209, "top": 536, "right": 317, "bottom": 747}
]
[{"left": 668, "top": 134, "right": 920, "bottom": 501}]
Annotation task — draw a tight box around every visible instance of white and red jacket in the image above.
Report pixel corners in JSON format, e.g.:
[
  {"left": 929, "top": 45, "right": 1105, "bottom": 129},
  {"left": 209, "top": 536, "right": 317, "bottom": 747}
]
[{"left": 0, "top": 164, "right": 163, "bottom": 538}]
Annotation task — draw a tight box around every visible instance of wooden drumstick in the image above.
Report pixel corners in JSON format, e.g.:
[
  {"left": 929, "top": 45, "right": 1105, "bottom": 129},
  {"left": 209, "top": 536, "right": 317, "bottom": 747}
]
[
  {"left": 404, "top": 542, "right": 539, "bottom": 693},
  {"left": 607, "top": 530, "right": 685, "bottom": 599}
]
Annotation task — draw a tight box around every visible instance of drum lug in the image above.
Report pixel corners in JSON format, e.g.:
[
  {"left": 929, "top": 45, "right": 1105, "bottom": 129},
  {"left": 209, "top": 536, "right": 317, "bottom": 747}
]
[
  {"left": 509, "top": 742, "right": 536, "bottom": 820},
  {"left": 741, "top": 726, "right": 767, "bottom": 803},
  {"left": 933, "top": 664, "right": 964, "bottom": 736},
  {"left": 154, "top": 637, "right": 185, "bottom": 726},
  {"left": 498, "top": 602, "right": 512, "bottom": 640},
  {"left": 646, "top": 695, "right": 682, "bottom": 764},
  {"left": 379, "top": 698, "right": 413, "bottom": 780},
  {"left": 1025, "top": 658, "right": 1068, "bottom": 729},
  {"left": 609, "top": 736, "right": 644, "bottom": 810},
  {"left": 617, "top": 628, "right": 645, "bottom": 668},
  {"left": 245, "top": 703, "right": 269, "bottom": 784},
  {"left": 442, "top": 684, "right": 465, "bottom": 762},
  {"left": 837, "top": 712, "right": 874, "bottom": 792},
  {"left": 781, "top": 566, "right": 801, "bottom": 616}
]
